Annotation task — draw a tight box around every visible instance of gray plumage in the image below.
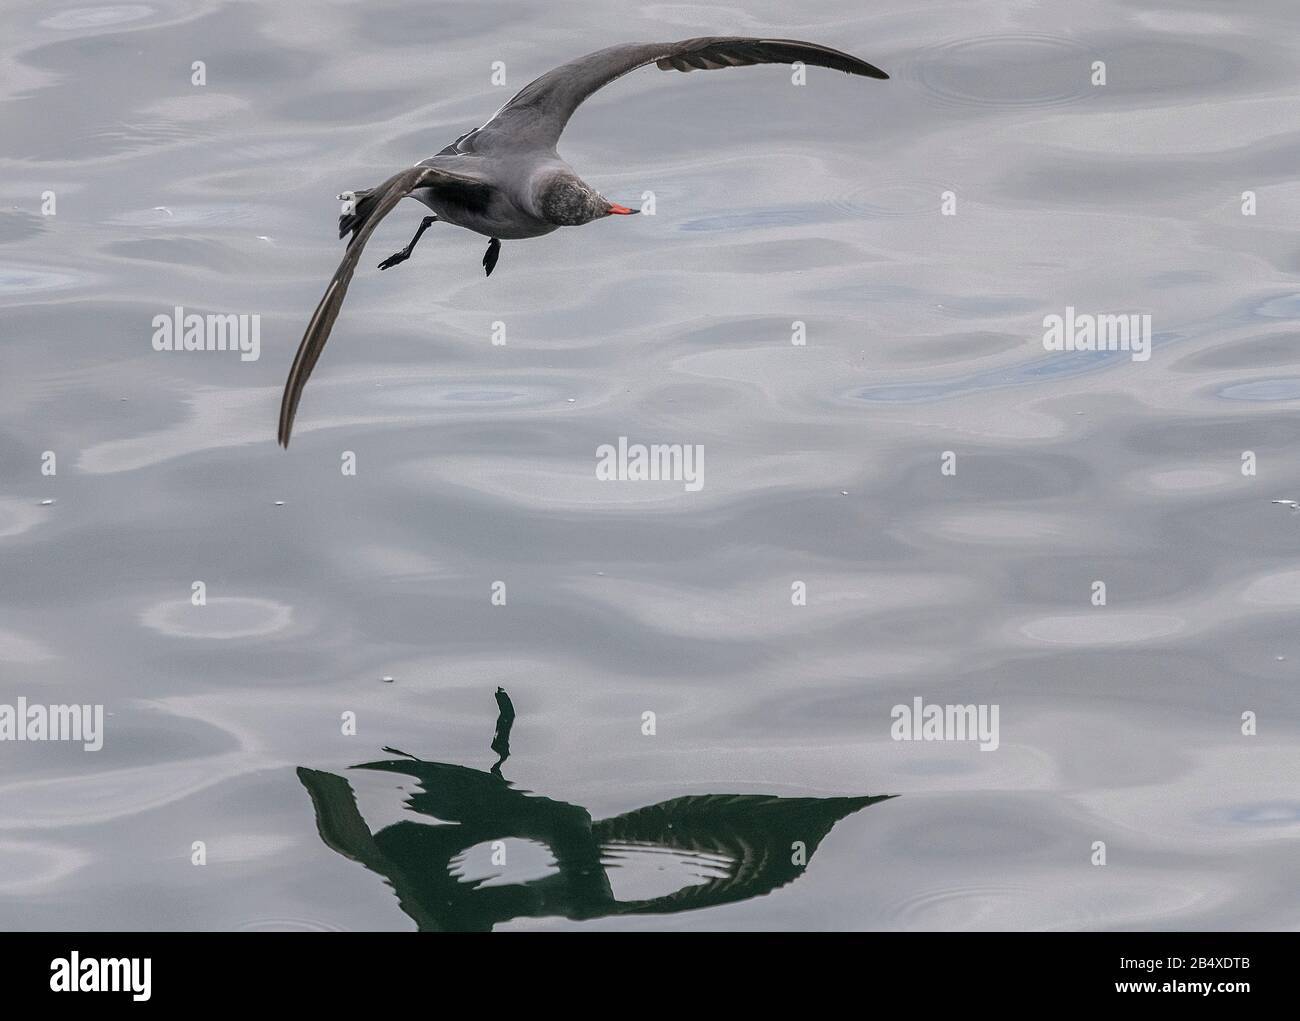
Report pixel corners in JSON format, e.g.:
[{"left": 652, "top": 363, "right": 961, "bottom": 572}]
[{"left": 278, "top": 37, "right": 888, "bottom": 446}]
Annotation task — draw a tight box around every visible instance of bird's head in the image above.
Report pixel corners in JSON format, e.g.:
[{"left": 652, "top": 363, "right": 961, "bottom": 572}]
[{"left": 538, "top": 173, "right": 638, "bottom": 226}]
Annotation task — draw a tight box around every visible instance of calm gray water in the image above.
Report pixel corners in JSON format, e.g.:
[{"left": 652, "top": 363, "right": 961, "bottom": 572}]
[{"left": 1, "top": 0, "right": 1298, "bottom": 931}]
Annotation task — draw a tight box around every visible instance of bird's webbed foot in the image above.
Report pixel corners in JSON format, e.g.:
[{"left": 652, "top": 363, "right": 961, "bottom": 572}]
[
  {"left": 483, "top": 238, "right": 501, "bottom": 277},
  {"left": 378, "top": 215, "right": 437, "bottom": 271}
]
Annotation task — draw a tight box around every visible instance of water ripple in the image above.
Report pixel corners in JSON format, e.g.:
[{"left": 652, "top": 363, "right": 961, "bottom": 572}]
[
  {"left": 1216, "top": 378, "right": 1300, "bottom": 402},
  {"left": 905, "top": 34, "right": 1096, "bottom": 110}
]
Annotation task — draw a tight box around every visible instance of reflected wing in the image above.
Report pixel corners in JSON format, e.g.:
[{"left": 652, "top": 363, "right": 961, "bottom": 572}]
[
  {"left": 468, "top": 38, "right": 888, "bottom": 153},
  {"left": 296, "top": 766, "right": 447, "bottom": 931},
  {"left": 592, "top": 792, "right": 894, "bottom": 915},
  {"left": 277, "top": 165, "right": 493, "bottom": 447}
]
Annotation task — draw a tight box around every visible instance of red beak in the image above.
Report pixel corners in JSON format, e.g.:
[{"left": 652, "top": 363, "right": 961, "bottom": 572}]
[{"left": 607, "top": 203, "right": 636, "bottom": 215}]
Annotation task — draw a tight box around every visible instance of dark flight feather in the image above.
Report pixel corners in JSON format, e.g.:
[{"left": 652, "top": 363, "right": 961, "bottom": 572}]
[{"left": 278, "top": 165, "right": 492, "bottom": 447}]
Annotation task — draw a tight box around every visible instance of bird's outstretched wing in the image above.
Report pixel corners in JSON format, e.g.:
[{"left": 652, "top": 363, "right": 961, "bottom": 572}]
[
  {"left": 591, "top": 793, "right": 894, "bottom": 916},
  {"left": 467, "top": 38, "right": 888, "bottom": 153},
  {"left": 278, "top": 164, "right": 493, "bottom": 447}
]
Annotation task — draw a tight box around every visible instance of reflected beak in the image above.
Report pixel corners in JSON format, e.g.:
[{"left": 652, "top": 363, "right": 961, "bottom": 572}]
[{"left": 607, "top": 203, "right": 637, "bottom": 215}]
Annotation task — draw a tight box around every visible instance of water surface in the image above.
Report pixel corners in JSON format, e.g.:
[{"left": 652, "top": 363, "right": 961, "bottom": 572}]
[{"left": 0, "top": 0, "right": 1297, "bottom": 930}]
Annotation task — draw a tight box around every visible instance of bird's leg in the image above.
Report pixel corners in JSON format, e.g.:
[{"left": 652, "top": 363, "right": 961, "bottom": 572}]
[
  {"left": 378, "top": 215, "right": 437, "bottom": 270},
  {"left": 482, "top": 237, "right": 501, "bottom": 277}
]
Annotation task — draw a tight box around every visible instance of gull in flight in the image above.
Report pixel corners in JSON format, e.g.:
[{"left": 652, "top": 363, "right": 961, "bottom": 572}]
[{"left": 278, "top": 37, "right": 888, "bottom": 446}]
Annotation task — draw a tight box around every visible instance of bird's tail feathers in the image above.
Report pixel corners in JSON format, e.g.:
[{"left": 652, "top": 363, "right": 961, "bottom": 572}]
[{"left": 337, "top": 186, "right": 379, "bottom": 239}]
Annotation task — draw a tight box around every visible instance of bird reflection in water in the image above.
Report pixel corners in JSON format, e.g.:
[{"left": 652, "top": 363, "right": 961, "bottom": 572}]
[{"left": 298, "top": 688, "right": 894, "bottom": 930}]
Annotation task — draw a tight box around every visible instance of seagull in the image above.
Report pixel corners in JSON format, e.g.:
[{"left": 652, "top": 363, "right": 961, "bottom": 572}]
[
  {"left": 277, "top": 37, "right": 889, "bottom": 446},
  {"left": 1272, "top": 499, "right": 1299, "bottom": 512}
]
